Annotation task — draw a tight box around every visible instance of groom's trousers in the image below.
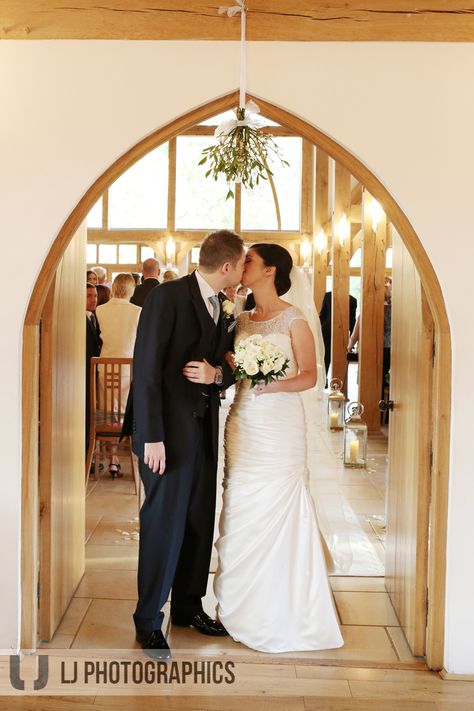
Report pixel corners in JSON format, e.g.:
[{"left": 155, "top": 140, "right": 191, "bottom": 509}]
[{"left": 133, "top": 409, "right": 217, "bottom": 632}]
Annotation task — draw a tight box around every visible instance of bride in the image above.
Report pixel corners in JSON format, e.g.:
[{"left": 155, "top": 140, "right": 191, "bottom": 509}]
[{"left": 214, "top": 243, "right": 343, "bottom": 654}]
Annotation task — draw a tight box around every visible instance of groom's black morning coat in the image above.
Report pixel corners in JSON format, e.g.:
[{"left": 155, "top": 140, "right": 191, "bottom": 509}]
[
  {"left": 123, "top": 271, "right": 235, "bottom": 632},
  {"left": 124, "top": 271, "right": 234, "bottom": 460}
]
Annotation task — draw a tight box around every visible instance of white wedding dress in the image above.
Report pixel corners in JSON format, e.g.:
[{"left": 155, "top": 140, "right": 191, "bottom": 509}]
[{"left": 214, "top": 305, "right": 344, "bottom": 653}]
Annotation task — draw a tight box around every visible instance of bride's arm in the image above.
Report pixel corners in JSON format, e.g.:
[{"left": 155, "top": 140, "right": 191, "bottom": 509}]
[{"left": 254, "top": 319, "right": 317, "bottom": 395}]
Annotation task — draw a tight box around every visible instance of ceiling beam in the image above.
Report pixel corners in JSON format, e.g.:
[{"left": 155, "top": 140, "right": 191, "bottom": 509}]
[{"left": 2, "top": 2, "right": 474, "bottom": 41}]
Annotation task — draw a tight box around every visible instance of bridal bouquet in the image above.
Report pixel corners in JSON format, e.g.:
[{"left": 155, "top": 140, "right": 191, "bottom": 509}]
[{"left": 234, "top": 334, "right": 289, "bottom": 389}]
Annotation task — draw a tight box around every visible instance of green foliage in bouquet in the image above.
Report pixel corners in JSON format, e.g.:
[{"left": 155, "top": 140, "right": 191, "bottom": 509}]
[{"left": 198, "top": 107, "right": 290, "bottom": 200}]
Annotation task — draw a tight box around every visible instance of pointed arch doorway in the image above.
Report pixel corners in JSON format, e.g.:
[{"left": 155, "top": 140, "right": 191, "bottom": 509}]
[{"left": 21, "top": 91, "right": 451, "bottom": 670}]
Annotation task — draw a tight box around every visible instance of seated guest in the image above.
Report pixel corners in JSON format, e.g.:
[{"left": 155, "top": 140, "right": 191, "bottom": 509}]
[
  {"left": 96, "top": 273, "right": 141, "bottom": 477},
  {"left": 162, "top": 269, "right": 177, "bottom": 282},
  {"left": 132, "top": 271, "right": 141, "bottom": 285},
  {"left": 86, "top": 283, "right": 102, "bottom": 455},
  {"left": 87, "top": 269, "right": 98, "bottom": 285},
  {"left": 130, "top": 258, "right": 161, "bottom": 307},
  {"left": 96, "top": 283, "right": 111, "bottom": 307}
]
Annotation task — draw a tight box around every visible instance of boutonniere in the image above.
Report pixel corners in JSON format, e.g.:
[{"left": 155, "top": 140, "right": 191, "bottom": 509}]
[{"left": 221, "top": 299, "right": 235, "bottom": 322}]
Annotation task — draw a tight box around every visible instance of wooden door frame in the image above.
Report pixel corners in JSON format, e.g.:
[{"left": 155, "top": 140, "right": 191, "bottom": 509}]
[{"left": 21, "top": 91, "right": 451, "bottom": 668}]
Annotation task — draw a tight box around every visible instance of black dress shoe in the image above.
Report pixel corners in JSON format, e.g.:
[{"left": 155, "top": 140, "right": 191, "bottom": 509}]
[
  {"left": 136, "top": 629, "right": 171, "bottom": 660},
  {"left": 171, "top": 610, "right": 228, "bottom": 636}
]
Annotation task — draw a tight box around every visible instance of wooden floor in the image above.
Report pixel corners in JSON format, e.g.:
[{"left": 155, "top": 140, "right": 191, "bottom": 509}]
[{"left": 20, "top": 389, "right": 473, "bottom": 706}]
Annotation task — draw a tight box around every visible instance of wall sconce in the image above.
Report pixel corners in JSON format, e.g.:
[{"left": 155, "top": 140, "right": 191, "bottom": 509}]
[
  {"left": 371, "top": 199, "right": 384, "bottom": 232},
  {"left": 315, "top": 228, "right": 326, "bottom": 255},
  {"left": 338, "top": 212, "right": 350, "bottom": 247},
  {"left": 300, "top": 237, "right": 311, "bottom": 266},
  {"left": 165, "top": 236, "right": 176, "bottom": 265}
]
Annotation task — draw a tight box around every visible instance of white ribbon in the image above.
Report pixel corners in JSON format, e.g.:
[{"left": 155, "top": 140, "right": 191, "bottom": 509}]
[
  {"left": 214, "top": 99, "right": 263, "bottom": 138},
  {"left": 219, "top": 0, "right": 247, "bottom": 109}
]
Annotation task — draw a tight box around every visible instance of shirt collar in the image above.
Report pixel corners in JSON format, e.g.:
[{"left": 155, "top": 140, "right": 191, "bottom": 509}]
[{"left": 195, "top": 269, "right": 217, "bottom": 301}]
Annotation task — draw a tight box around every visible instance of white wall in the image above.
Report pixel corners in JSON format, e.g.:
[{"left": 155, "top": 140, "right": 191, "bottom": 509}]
[{"left": 1, "top": 41, "right": 473, "bottom": 672}]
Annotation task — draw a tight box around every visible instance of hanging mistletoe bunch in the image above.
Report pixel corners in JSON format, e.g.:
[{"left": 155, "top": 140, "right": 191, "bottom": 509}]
[{"left": 199, "top": 105, "right": 290, "bottom": 200}]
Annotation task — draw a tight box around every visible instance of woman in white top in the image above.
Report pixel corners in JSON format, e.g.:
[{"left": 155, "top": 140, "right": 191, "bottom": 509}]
[{"left": 96, "top": 272, "right": 141, "bottom": 477}]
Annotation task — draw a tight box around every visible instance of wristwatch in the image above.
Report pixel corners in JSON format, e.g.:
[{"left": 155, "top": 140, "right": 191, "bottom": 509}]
[{"left": 214, "top": 365, "right": 224, "bottom": 386}]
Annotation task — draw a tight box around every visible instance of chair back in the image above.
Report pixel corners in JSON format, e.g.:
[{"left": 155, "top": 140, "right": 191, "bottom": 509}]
[{"left": 90, "top": 357, "right": 133, "bottom": 435}]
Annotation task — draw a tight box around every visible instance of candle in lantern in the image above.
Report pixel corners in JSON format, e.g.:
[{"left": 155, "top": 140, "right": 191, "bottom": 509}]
[
  {"left": 349, "top": 439, "right": 359, "bottom": 464},
  {"left": 330, "top": 413, "right": 339, "bottom": 429}
]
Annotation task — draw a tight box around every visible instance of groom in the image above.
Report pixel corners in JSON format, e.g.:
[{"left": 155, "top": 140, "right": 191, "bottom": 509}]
[{"left": 125, "top": 229, "right": 245, "bottom": 659}]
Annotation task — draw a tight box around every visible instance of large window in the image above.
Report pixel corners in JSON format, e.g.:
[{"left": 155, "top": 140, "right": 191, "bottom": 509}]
[
  {"left": 241, "top": 137, "right": 302, "bottom": 231},
  {"left": 108, "top": 144, "right": 168, "bottom": 228},
  {"left": 87, "top": 198, "right": 103, "bottom": 228},
  {"left": 175, "top": 137, "right": 234, "bottom": 230}
]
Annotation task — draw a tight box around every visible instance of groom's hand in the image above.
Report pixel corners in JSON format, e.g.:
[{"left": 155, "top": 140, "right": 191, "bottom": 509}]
[
  {"left": 182, "top": 359, "right": 216, "bottom": 385},
  {"left": 144, "top": 442, "right": 166, "bottom": 475}
]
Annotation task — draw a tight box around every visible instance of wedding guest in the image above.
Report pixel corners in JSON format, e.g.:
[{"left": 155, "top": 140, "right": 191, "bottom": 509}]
[
  {"left": 85, "top": 283, "right": 102, "bottom": 455},
  {"left": 244, "top": 291, "right": 256, "bottom": 310},
  {"left": 92, "top": 265, "right": 108, "bottom": 285},
  {"left": 96, "top": 283, "right": 111, "bottom": 307},
  {"left": 320, "top": 291, "right": 357, "bottom": 385},
  {"left": 131, "top": 258, "right": 161, "bottom": 307},
  {"left": 162, "top": 269, "right": 177, "bottom": 282},
  {"left": 96, "top": 273, "right": 141, "bottom": 477},
  {"left": 382, "top": 278, "right": 392, "bottom": 397},
  {"left": 223, "top": 285, "right": 245, "bottom": 317},
  {"left": 87, "top": 269, "right": 98, "bottom": 285},
  {"left": 347, "top": 316, "right": 360, "bottom": 353}
]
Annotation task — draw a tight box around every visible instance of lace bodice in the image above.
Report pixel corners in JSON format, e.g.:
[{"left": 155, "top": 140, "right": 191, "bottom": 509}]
[{"left": 236, "top": 305, "right": 306, "bottom": 379}]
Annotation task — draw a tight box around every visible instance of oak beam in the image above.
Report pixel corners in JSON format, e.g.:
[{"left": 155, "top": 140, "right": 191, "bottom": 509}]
[
  {"left": 358, "top": 190, "right": 387, "bottom": 431},
  {"left": 331, "top": 163, "right": 351, "bottom": 388},
  {"left": 3, "top": 2, "right": 474, "bottom": 41},
  {"left": 313, "top": 148, "right": 329, "bottom": 312}
]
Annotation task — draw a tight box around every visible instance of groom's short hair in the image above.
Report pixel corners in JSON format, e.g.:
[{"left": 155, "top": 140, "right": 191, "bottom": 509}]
[{"left": 199, "top": 230, "right": 244, "bottom": 272}]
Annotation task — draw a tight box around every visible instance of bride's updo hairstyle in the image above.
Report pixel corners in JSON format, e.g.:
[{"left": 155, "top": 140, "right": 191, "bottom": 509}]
[{"left": 251, "top": 243, "right": 293, "bottom": 296}]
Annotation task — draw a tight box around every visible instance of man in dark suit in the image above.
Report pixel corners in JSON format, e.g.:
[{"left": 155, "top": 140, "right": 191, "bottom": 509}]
[
  {"left": 124, "top": 230, "right": 245, "bottom": 660},
  {"left": 85, "top": 283, "right": 102, "bottom": 451},
  {"left": 319, "top": 291, "right": 358, "bottom": 384},
  {"left": 130, "top": 257, "right": 161, "bottom": 307}
]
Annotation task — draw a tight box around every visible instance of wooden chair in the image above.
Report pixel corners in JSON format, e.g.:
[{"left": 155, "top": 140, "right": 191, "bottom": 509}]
[{"left": 85, "top": 356, "right": 140, "bottom": 496}]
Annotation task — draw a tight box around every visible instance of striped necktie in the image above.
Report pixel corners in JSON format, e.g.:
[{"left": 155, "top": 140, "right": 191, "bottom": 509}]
[{"left": 208, "top": 295, "right": 220, "bottom": 325}]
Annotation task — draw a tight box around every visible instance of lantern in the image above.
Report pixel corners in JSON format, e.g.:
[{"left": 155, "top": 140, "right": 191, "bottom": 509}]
[
  {"left": 343, "top": 401, "right": 368, "bottom": 468},
  {"left": 327, "top": 378, "right": 345, "bottom": 431}
]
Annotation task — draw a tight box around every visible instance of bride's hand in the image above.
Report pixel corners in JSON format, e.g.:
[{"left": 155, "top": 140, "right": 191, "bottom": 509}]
[
  {"left": 225, "top": 350, "right": 236, "bottom": 371},
  {"left": 254, "top": 380, "right": 280, "bottom": 396}
]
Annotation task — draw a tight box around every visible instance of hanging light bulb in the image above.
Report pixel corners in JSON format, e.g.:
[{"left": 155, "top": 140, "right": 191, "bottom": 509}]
[
  {"left": 316, "top": 228, "right": 326, "bottom": 255},
  {"left": 300, "top": 237, "right": 311, "bottom": 265},
  {"left": 371, "top": 199, "right": 384, "bottom": 232},
  {"left": 338, "top": 212, "right": 350, "bottom": 247},
  {"left": 165, "top": 236, "right": 176, "bottom": 265}
]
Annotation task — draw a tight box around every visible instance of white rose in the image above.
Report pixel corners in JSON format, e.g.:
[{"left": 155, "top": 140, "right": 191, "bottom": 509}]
[
  {"left": 222, "top": 299, "right": 235, "bottom": 316},
  {"left": 261, "top": 360, "right": 273, "bottom": 375},
  {"left": 243, "top": 356, "right": 259, "bottom": 376}
]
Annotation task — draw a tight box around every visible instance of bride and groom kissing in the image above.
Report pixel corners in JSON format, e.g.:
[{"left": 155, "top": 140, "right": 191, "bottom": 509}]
[{"left": 123, "top": 229, "right": 343, "bottom": 660}]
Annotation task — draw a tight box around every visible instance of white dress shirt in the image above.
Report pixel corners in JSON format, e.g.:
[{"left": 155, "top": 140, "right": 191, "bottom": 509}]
[{"left": 195, "top": 269, "right": 218, "bottom": 319}]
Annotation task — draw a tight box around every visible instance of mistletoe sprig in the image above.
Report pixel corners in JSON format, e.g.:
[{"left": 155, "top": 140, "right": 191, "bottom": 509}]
[{"left": 199, "top": 107, "right": 290, "bottom": 200}]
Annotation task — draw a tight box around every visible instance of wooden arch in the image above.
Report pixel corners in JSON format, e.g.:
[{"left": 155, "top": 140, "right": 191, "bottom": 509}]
[{"left": 22, "top": 91, "right": 451, "bottom": 668}]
